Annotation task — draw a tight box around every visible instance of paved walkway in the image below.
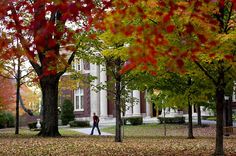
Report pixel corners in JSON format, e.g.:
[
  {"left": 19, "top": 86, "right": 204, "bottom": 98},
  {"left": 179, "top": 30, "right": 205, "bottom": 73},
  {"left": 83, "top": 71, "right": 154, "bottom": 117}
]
[
  {"left": 71, "top": 127, "right": 114, "bottom": 136},
  {"left": 70, "top": 117, "right": 158, "bottom": 136}
]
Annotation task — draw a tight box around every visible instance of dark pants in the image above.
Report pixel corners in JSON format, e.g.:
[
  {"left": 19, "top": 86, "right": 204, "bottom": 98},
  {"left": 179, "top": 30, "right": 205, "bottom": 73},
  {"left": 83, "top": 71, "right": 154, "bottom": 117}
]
[{"left": 90, "top": 123, "right": 101, "bottom": 135}]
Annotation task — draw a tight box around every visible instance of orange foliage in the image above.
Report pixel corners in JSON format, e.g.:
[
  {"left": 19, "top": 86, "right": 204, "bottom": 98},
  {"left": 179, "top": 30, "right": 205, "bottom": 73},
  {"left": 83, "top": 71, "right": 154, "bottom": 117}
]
[{"left": 0, "top": 77, "right": 15, "bottom": 112}]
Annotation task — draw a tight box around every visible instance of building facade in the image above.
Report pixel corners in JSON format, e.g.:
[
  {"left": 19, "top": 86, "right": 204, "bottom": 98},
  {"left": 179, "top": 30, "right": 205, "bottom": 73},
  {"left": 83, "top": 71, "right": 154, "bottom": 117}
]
[{"left": 59, "top": 60, "right": 153, "bottom": 120}]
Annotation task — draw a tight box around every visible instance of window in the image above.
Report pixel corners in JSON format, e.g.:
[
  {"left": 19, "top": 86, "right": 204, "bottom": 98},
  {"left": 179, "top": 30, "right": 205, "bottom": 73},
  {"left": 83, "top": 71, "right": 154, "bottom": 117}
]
[
  {"left": 73, "top": 58, "right": 83, "bottom": 71},
  {"left": 74, "top": 88, "right": 84, "bottom": 111}
]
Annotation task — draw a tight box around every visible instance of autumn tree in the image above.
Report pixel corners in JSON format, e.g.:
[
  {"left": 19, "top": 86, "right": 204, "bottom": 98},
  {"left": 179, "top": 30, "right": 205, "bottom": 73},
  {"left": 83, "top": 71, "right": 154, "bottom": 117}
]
[
  {"left": 0, "top": 77, "right": 15, "bottom": 112},
  {"left": 100, "top": 0, "right": 236, "bottom": 155},
  {"left": 0, "top": 37, "right": 36, "bottom": 134},
  {"left": 93, "top": 31, "right": 135, "bottom": 142},
  {"left": 0, "top": 0, "right": 111, "bottom": 137}
]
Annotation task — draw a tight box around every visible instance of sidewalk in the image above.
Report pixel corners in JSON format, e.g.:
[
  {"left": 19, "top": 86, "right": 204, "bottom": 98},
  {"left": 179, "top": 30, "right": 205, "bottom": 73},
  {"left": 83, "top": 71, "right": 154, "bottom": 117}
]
[
  {"left": 71, "top": 127, "right": 114, "bottom": 136},
  {"left": 70, "top": 117, "right": 158, "bottom": 136}
]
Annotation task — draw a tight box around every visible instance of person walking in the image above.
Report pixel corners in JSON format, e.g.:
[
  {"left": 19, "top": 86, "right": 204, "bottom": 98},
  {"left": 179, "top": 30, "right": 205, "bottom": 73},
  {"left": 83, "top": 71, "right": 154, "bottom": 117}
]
[{"left": 90, "top": 112, "right": 101, "bottom": 135}]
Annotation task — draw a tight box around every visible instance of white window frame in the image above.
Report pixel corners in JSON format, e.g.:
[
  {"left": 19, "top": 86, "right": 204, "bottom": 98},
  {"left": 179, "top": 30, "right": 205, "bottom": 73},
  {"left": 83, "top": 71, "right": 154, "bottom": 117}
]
[
  {"left": 73, "top": 58, "right": 83, "bottom": 71},
  {"left": 74, "top": 88, "right": 84, "bottom": 111}
]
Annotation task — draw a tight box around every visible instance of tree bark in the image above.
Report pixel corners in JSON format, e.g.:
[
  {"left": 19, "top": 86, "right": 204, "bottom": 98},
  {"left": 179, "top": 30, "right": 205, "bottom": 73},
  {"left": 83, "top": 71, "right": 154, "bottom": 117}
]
[
  {"left": 15, "top": 58, "right": 21, "bottom": 135},
  {"left": 197, "top": 105, "right": 202, "bottom": 126},
  {"left": 115, "top": 75, "right": 122, "bottom": 142},
  {"left": 187, "top": 98, "right": 194, "bottom": 139},
  {"left": 38, "top": 75, "right": 61, "bottom": 137},
  {"left": 214, "top": 85, "right": 224, "bottom": 155}
]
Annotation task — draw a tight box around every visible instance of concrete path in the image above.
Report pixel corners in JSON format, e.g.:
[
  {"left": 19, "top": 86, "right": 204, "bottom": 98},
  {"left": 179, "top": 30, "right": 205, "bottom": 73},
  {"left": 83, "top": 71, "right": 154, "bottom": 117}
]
[{"left": 71, "top": 127, "right": 114, "bottom": 136}]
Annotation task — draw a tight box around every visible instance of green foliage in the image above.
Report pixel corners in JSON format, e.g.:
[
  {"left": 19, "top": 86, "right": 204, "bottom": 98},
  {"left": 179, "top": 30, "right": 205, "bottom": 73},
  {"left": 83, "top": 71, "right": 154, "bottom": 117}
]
[
  {"left": 69, "top": 120, "right": 90, "bottom": 127},
  {"left": 232, "top": 113, "right": 236, "bottom": 121},
  {"left": 158, "top": 117, "right": 185, "bottom": 124},
  {"left": 61, "top": 99, "right": 75, "bottom": 125},
  {"left": 204, "top": 116, "right": 216, "bottom": 121},
  {"left": 123, "top": 116, "right": 143, "bottom": 125},
  {"left": 0, "top": 111, "right": 14, "bottom": 128}
]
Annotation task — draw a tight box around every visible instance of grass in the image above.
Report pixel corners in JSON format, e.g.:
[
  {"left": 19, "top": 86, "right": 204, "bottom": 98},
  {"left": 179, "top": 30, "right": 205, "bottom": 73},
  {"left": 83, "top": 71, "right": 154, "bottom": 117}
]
[
  {"left": 0, "top": 125, "right": 235, "bottom": 156},
  {"left": 102, "top": 123, "right": 217, "bottom": 137}
]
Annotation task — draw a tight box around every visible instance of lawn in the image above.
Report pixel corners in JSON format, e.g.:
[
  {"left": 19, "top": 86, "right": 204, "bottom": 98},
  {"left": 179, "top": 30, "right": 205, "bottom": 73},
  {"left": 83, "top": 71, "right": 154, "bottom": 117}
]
[
  {"left": 0, "top": 125, "right": 235, "bottom": 156},
  {"left": 102, "top": 123, "right": 217, "bottom": 137}
]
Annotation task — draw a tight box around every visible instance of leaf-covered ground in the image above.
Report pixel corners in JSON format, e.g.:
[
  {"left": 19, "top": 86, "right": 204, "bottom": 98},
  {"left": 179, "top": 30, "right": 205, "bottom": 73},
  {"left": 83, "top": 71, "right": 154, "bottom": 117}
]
[{"left": 0, "top": 125, "right": 235, "bottom": 156}]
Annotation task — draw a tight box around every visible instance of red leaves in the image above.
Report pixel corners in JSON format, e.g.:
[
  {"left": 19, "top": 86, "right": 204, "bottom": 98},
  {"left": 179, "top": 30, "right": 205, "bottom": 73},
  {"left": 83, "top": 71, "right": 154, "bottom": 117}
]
[
  {"left": 129, "top": 0, "right": 138, "bottom": 4},
  {"left": 231, "top": 0, "right": 236, "bottom": 10},
  {"left": 219, "top": 0, "right": 225, "bottom": 8},
  {"left": 163, "top": 14, "right": 171, "bottom": 23},
  {"left": 48, "top": 39, "right": 57, "bottom": 49},
  {"left": 197, "top": 34, "right": 207, "bottom": 43},
  {"left": 176, "top": 59, "right": 184, "bottom": 69},
  {"left": 224, "top": 54, "right": 234, "bottom": 60},
  {"left": 204, "top": 0, "right": 211, "bottom": 3},
  {"left": 166, "top": 25, "right": 175, "bottom": 33},
  {"left": 185, "top": 23, "right": 194, "bottom": 34}
]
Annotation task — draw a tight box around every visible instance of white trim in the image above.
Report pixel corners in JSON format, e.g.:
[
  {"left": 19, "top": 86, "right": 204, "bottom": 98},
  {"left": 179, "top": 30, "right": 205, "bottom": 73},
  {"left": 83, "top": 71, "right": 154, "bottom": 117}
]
[
  {"left": 74, "top": 88, "right": 84, "bottom": 111},
  {"left": 73, "top": 58, "right": 83, "bottom": 71}
]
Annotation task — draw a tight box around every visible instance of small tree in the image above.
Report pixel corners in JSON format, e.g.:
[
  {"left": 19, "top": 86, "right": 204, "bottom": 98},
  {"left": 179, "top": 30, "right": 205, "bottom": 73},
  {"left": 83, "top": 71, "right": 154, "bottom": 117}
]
[{"left": 61, "top": 99, "right": 74, "bottom": 125}]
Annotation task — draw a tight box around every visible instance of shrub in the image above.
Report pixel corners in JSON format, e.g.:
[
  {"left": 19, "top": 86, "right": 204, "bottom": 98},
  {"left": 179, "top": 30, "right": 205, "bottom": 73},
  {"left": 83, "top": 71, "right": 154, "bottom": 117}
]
[
  {"left": 0, "top": 111, "right": 14, "bottom": 128},
  {"left": 5, "top": 112, "right": 14, "bottom": 127},
  {"left": 69, "top": 120, "right": 90, "bottom": 127},
  {"left": 232, "top": 113, "right": 236, "bottom": 121},
  {"left": 28, "top": 121, "right": 42, "bottom": 130},
  {"left": 206, "top": 116, "right": 216, "bottom": 121},
  {"left": 123, "top": 116, "right": 143, "bottom": 125},
  {"left": 158, "top": 116, "right": 185, "bottom": 124},
  {"left": 61, "top": 99, "right": 75, "bottom": 125},
  {"left": 28, "top": 122, "right": 37, "bottom": 129}
]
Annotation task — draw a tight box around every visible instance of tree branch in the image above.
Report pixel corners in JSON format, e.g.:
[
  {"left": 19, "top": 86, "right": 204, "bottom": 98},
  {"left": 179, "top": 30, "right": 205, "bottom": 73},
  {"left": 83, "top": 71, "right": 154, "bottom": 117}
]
[
  {"left": 57, "top": 50, "right": 76, "bottom": 77},
  {"left": 194, "top": 61, "right": 217, "bottom": 85}
]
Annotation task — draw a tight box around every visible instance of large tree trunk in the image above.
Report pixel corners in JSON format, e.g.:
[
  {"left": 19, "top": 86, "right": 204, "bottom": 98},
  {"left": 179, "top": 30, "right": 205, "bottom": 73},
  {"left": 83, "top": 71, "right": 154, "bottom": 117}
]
[
  {"left": 115, "top": 76, "right": 122, "bottom": 142},
  {"left": 214, "top": 86, "right": 224, "bottom": 155},
  {"left": 38, "top": 75, "right": 60, "bottom": 137},
  {"left": 197, "top": 105, "right": 202, "bottom": 126},
  {"left": 187, "top": 98, "right": 194, "bottom": 139}
]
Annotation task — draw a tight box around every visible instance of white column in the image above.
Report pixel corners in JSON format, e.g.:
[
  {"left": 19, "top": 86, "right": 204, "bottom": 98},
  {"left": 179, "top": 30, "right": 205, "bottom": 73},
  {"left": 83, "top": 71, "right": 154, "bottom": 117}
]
[
  {"left": 145, "top": 90, "right": 151, "bottom": 117},
  {"left": 125, "top": 92, "right": 132, "bottom": 116},
  {"left": 133, "top": 90, "right": 141, "bottom": 116},
  {"left": 99, "top": 64, "right": 108, "bottom": 117},
  {"left": 145, "top": 96, "right": 151, "bottom": 117},
  {"left": 90, "top": 63, "right": 100, "bottom": 116}
]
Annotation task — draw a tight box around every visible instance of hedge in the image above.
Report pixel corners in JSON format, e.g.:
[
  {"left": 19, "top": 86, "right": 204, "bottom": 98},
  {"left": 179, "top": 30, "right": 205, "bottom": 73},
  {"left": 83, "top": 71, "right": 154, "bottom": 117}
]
[
  {"left": 69, "top": 120, "right": 90, "bottom": 127},
  {"left": 158, "top": 116, "right": 185, "bottom": 124},
  {"left": 123, "top": 116, "right": 143, "bottom": 125},
  {"left": 0, "top": 111, "right": 14, "bottom": 128}
]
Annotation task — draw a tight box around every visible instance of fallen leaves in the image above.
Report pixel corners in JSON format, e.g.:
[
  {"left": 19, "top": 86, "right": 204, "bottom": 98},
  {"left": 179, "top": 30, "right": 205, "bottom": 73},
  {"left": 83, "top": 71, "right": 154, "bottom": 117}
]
[{"left": 0, "top": 126, "right": 235, "bottom": 156}]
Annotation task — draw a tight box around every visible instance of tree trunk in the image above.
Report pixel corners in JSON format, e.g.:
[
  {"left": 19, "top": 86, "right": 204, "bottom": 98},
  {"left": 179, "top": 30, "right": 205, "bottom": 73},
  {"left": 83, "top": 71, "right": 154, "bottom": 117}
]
[
  {"left": 187, "top": 99, "right": 194, "bottom": 139},
  {"left": 228, "top": 97, "right": 233, "bottom": 127},
  {"left": 15, "top": 59, "right": 21, "bottom": 135},
  {"left": 214, "top": 86, "right": 224, "bottom": 155},
  {"left": 163, "top": 107, "right": 166, "bottom": 137},
  {"left": 38, "top": 75, "right": 60, "bottom": 137},
  {"left": 197, "top": 105, "right": 202, "bottom": 126},
  {"left": 115, "top": 76, "right": 122, "bottom": 142}
]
